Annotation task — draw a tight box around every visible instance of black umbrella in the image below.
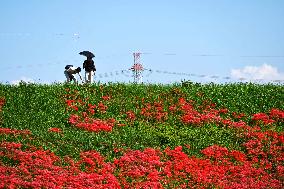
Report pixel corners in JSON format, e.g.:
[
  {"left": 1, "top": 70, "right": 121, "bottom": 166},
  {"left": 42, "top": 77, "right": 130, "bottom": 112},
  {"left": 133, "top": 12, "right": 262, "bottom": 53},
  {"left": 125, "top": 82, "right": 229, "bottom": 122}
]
[{"left": 79, "top": 51, "right": 95, "bottom": 58}]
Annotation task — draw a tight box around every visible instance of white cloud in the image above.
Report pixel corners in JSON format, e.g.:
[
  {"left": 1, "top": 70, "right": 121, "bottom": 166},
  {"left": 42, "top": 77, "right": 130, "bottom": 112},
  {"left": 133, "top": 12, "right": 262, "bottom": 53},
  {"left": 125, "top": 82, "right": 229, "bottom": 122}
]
[
  {"left": 11, "top": 77, "right": 35, "bottom": 85},
  {"left": 231, "top": 64, "right": 284, "bottom": 82}
]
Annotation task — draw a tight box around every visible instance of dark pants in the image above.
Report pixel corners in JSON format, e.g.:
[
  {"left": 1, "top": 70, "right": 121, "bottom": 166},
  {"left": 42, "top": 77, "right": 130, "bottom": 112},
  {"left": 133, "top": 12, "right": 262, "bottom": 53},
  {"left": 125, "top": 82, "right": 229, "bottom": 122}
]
[{"left": 64, "top": 70, "right": 76, "bottom": 82}]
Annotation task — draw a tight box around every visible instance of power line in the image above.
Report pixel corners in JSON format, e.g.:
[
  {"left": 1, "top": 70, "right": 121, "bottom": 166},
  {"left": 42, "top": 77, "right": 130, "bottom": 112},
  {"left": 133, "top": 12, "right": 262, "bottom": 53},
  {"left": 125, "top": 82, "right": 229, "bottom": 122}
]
[
  {"left": 2, "top": 51, "right": 284, "bottom": 84},
  {"left": 2, "top": 67, "right": 283, "bottom": 84},
  {"left": 90, "top": 68, "right": 284, "bottom": 83}
]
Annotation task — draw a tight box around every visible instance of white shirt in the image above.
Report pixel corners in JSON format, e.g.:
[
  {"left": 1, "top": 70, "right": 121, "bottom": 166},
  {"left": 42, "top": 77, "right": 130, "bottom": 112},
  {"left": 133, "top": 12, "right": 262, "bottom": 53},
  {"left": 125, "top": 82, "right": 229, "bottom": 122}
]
[{"left": 66, "top": 66, "right": 82, "bottom": 80}]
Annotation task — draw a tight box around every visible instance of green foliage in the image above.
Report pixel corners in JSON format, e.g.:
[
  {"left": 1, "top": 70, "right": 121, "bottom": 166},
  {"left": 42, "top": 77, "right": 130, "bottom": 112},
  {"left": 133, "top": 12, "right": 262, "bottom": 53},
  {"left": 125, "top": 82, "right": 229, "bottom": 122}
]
[{"left": 0, "top": 82, "right": 283, "bottom": 160}]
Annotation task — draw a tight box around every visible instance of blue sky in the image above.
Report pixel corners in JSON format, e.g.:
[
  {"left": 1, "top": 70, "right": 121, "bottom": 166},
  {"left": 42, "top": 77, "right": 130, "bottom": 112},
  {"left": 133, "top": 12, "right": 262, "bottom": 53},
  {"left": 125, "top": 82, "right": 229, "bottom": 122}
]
[{"left": 1, "top": 0, "right": 284, "bottom": 84}]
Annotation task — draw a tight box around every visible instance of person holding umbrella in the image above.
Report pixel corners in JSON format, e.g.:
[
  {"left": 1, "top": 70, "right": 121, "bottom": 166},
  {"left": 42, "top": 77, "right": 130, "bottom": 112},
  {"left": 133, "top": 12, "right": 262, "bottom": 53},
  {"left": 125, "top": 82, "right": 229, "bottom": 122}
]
[{"left": 79, "top": 51, "right": 96, "bottom": 84}]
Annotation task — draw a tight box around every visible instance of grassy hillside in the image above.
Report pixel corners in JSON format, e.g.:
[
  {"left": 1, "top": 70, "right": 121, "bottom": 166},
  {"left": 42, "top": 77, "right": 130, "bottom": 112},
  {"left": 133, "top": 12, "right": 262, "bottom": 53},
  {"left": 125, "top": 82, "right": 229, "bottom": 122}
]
[{"left": 0, "top": 82, "right": 283, "bottom": 188}]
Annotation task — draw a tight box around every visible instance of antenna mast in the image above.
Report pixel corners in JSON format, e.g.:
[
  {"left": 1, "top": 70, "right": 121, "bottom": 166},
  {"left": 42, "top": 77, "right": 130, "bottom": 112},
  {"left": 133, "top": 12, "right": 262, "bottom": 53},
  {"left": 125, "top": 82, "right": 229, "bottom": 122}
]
[{"left": 131, "top": 52, "right": 144, "bottom": 83}]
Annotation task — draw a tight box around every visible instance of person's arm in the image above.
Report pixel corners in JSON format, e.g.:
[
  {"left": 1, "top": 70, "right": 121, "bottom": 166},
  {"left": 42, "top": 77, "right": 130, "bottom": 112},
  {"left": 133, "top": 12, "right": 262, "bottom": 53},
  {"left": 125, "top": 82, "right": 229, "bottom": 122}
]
[{"left": 92, "top": 61, "right": 96, "bottom": 71}]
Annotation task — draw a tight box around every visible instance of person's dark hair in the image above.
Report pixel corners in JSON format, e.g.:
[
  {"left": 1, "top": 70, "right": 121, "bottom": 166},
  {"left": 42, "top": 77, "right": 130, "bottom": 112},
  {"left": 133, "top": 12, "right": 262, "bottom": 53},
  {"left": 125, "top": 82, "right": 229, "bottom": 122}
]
[{"left": 76, "top": 67, "right": 81, "bottom": 72}]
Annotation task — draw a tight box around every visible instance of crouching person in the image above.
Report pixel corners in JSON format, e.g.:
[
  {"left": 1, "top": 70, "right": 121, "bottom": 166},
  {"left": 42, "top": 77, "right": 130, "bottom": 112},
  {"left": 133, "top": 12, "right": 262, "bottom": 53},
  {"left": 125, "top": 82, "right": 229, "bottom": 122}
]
[{"left": 64, "top": 65, "right": 83, "bottom": 83}]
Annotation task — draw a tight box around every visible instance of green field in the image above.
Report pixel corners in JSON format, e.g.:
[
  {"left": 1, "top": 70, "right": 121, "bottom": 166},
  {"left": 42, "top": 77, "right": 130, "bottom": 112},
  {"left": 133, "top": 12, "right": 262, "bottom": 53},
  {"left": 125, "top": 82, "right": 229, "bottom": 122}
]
[{"left": 0, "top": 82, "right": 283, "bottom": 188}]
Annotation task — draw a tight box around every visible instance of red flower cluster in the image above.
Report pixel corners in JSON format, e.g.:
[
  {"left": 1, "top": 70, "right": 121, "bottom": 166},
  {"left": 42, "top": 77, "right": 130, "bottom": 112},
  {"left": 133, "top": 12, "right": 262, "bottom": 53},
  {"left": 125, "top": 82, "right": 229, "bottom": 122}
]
[
  {"left": 1, "top": 135, "right": 283, "bottom": 188},
  {"left": 252, "top": 112, "right": 275, "bottom": 125},
  {"left": 178, "top": 98, "right": 284, "bottom": 130},
  {"left": 243, "top": 129, "right": 284, "bottom": 175},
  {"left": 36, "top": 88, "right": 283, "bottom": 188},
  {"left": 179, "top": 98, "right": 222, "bottom": 126},
  {"left": 270, "top": 108, "right": 284, "bottom": 119},
  {"left": 201, "top": 144, "right": 229, "bottom": 159},
  {"left": 126, "top": 111, "right": 136, "bottom": 121},
  {"left": 0, "top": 141, "right": 120, "bottom": 189},
  {"left": 63, "top": 89, "right": 115, "bottom": 132},
  {"left": 0, "top": 127, "right": 31, "bottom": 136},
  {"left": 0, "top": 97, "right": 5, "bottom": 124},
  {"left": 251, "top": 108, "right": 284, "bottom": 125},
  {"left": 69, "top": 114, "right": 115, "bottom": 132},
  {"left": 65, "top": 99, "right": 80, "bottom": 111},
  {"left": 48, "top": 127, "right": 62, "bottom": 133},
  {"left": 114, "top": 148, "right": 163, "bottom": 188},
  {"left": 97, "top": 102, "right": 108, "bottom": 113},
  {"left": 139, "top": 102, "right": 168, "bottom": 122},
  {"left": 113, "top": 144, "right": 283, "bottom": 188},
  {"left": 0, "top": 97, "right": 5, "bottom": 111},
  {"left": 102, "top": 95, "right": 111, "bottom": 101}
]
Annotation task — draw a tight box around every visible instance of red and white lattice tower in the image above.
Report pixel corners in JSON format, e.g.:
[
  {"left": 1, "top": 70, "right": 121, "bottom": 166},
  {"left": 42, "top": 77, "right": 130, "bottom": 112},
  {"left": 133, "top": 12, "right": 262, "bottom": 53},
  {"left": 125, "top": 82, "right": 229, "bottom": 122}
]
[{"left": 130, "top": 52, "right": 144, "bottom": 83}]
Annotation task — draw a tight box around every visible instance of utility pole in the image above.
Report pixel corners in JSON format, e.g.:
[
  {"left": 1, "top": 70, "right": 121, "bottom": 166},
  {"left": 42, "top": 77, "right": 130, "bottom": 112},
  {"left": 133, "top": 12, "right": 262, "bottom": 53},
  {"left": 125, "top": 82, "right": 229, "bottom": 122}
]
[{"left": 130, "top": 52, "right": 144, "bottom": 83}]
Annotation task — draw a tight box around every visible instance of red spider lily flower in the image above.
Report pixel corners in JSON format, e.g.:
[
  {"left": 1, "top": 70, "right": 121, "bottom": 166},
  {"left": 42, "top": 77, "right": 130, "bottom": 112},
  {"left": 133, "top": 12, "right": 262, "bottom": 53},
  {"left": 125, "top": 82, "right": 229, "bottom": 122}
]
[
  {"left": 155, "top": 106, "right": 163, "bottom": 112},
  {"left": 0, "top": 97, "right": 5, "bottom": 113},
  {"left": 75, "top": 118, "right": 114, "bottom": 132},
  {"left": 108, "top": 118, "right": 116, "bottom": 123},
  {"left": 232, "top": 112, "right": 246, "bottom": 119},
  {"left": 169, "top": 105, "right": 177, "bottom": 112},
  {"left": 181, "top": 113, "right": 202, "bottom": 125},
  {"left": 70, "top": 105, "right": 79, "bottom": 111},
  {"left": 270, "top": 108, "right": 284, "bottom": 119},
  {"left": 98, "top": 102, "right": 108, "bottom": 113},
  {"left": 114, "top": 148, "right": 163, "bottom": 187},
  {"left": 0, "top": 128, "right": 15, "bottom": 135},
  {"left": 88, "top": 108, "right": 95, "bottom": 115},
  {"left": 69, "top": 114, "right": 80, "bottom": 124},
  {"left": 65, "top": 99, "right": 75, "bottom": 107},
  {"left": 88, "top": 103, "right": 96, "bottom": 115},
  {"left": 252, "top": 112, "right": 269, "bottom": 121},
  {"left": 116, "top": 123, "right": 126, "bottom": 127},
  {"left": 263, "top": 119, "right": 276, "bottom": 125},
  {"left": 230, "top": 150, "right": 247, "bottom": 162},
  {"left": 221, "top": 119, "right": 232, "bottom": 126},
  {"left": 113, "top": 148, "right": 120, "bottom": 153},
  {"left": 252, "top": 112, "right": 275, "bottom": 125},
  {"left": 147, "top": 170, "right": 160, "bottom": 182},
  {"left": 155, "top": 112, "right": 168, "bottom": 121},
  {"left": 82, "top": 111, "right": 88, "bottom": 118},
  {"left": 140, "top": 107, "right": 147, "bottom": 116},
  {"left": 1, "top": 142, "right": 121, "bottom": 188},
  {"left": 77, "top": 99, "right": 86, "bottom": 106},
  {"left": 276, "top": 165, "right": 284, "bottom": 178},
  {"left": 178, "top": 97, "right": 187, "bottom": 106},
  {"left": 1, "top": 137, "right": 283, "bottom": 188},
  {"left": 48, "top": 127, "right": 62, "bottom": 133},
  {"left": 0, "top": 128, "right": 31, "bottom": 135},
  {"left": 219, "top": 108, "right": 229, "bottom": 114},
  {"left": 102, "top": 95, "right": 111, "bottom": 101},
  {"left": 79, "top": 150, "right": 105, "bottom": 167},
  {"left": 126, "top": 111, "right": 136, "bottom": 121},
  {"left": 230, "top": 120, "right": 248, "bottom": 129},
  {"left": 180, "top": 103, "right": 195, "bottom": 112},
  {"left": 164, "top": 146, "right": 188, "bottom": 160},
  {"left": 184, "top": 144, "right": 191, "bottom": 149},
  {"left": 201, "top": 145, "right": 229, "bottom": 159},
  {"left": 210, "top": 103, "right": 216, "bottom": 108},
  {"left": 279, "top": 135, "right": 284, "bottom": 143},
  {"left": 0, "top": 97, "right": 5, "bottom": 106},
  {"left": 1, "top": 141, "right": 22, "bottom": 149}
]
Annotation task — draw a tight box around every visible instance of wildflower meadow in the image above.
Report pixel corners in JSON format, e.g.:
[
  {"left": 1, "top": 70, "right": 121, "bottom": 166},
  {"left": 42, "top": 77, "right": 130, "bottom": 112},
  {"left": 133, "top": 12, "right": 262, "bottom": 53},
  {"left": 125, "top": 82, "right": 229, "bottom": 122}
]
[{"left": 0, "top": 82, "right": 283, "bottom": 188}]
